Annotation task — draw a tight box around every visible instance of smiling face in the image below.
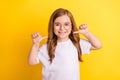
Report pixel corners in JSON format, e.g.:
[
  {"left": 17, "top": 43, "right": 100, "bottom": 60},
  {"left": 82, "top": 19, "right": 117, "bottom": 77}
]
[{"left": 53, "top": 15, "right": 72, "bottom": 42}]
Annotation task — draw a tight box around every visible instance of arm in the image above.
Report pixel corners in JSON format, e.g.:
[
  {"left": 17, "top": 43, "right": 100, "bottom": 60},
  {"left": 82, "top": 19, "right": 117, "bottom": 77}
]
[
  {"left": 74, "top": 24, "right": 102, "bottom": 50},
  {"left": 28, "top": 43, "right": 39, "bottom": 66},
  {"left": 83, "top": 31, "right": 102, "bottom": 50},
  {"left": 28, "top": 33, "right": 47, "bottom": 66}
]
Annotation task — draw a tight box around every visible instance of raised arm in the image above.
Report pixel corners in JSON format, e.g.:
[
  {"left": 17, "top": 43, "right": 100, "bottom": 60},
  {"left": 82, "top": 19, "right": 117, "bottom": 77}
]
[
  {"left": 28, "top": 33, "right": 47, "bottom": 66},
  {"left": 74, "top": 24, "right": 102, "bottom": 50}
]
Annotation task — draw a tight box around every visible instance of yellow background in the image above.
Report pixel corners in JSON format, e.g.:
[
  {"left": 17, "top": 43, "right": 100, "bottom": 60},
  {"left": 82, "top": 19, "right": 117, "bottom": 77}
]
[{"left": 0, "top": 0, "right": 120, "bottom": 80}]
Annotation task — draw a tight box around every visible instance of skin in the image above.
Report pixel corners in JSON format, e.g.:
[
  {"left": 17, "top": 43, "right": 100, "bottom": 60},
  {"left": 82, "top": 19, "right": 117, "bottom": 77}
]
[
  {"left": 28, "top": 15, "right": 102, "bottom": 66},
  {"left": 53, "top": 15, "right": 72, "bottom": 42}
]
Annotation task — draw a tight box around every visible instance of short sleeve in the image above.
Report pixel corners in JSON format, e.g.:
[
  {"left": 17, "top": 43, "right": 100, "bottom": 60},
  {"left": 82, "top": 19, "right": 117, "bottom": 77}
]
[
  {"left": 80, "top": 39, "right": 91, "bottom": 55},
  {"left": 36, "top": 44, "right": 49, "bottom": 64},
  {"left": 36, "top": 50, "right": 42, "bottom": 63},
  {"left": 36, "top": 46, "right": 44, "bottom": 64}
]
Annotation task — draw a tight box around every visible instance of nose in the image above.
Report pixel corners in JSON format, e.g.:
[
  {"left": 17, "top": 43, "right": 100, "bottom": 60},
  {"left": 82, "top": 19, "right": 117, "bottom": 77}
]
[{"left": 60, "top": 25, "right": 65, "bottom": 30}]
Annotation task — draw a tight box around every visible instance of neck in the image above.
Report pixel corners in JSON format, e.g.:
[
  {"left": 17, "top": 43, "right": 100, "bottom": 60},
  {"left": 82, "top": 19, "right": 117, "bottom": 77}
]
[{"left": 57, "top": 38, "right": 69, "bottom": 42}]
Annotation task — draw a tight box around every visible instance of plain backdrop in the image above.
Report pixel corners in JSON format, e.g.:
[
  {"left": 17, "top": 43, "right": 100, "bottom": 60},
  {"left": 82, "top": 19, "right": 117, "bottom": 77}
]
[{"left": 0, "top": 0, "right": 120, "bottom": 80}]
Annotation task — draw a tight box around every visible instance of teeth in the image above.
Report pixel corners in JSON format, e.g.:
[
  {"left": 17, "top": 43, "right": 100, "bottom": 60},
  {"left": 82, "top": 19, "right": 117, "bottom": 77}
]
[
  {"left": 59, "top": 32, "right": 65, "bottom": 34},
  {"left": 58, "top": 31, "right": 67, "bottom": 35}
]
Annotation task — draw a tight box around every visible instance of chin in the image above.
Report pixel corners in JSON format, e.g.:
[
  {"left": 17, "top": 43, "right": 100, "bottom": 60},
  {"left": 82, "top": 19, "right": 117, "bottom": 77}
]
[{"left": 58, "top": 36, "right": 69, "bottom": 40}]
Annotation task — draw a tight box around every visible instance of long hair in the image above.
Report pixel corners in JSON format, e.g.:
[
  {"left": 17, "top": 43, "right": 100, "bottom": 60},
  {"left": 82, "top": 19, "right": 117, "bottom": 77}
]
[{"left": 47, "top": 8, "right": 82, "bottom": 63}]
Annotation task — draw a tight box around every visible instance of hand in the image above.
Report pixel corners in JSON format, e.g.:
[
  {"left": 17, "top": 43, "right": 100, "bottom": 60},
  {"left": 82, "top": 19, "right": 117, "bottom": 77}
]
[
  {"left": 31, "top": 33, "right": 48, "bottom": 45},
  {"left": 74, "top": 24, "right": 89, "bottom": 35}
]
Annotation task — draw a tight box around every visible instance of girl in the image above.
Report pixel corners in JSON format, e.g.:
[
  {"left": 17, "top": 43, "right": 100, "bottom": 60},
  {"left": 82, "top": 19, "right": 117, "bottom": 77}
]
[{"left": 28, "top": 8, "right": 102, "bottom": 80}]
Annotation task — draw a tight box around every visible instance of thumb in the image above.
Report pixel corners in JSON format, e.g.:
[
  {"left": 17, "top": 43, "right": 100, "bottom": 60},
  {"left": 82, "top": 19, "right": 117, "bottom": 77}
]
[
  {"left": 41, "top": 36, "right": 48, "bottom": 40},
  {"left": 73, "top": 30, "right": 80, "bottom": 34}
]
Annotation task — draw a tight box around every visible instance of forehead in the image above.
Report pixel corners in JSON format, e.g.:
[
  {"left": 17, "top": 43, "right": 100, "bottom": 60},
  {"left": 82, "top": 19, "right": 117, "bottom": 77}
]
[{"left": 54, "top": 15, "right": 71, "bottom": 23}]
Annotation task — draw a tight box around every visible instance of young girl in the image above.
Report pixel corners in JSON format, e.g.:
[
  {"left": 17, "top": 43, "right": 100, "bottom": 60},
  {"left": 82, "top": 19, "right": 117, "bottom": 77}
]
[{"left": 28, "top": 8, "right": 102, "bottom": 80}]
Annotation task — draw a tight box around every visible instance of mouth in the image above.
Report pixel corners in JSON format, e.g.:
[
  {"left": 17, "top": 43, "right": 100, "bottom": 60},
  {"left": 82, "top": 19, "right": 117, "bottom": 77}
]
[
  {"left": 58, "top": 31, "right": 66, "bottom": 34},
  {"left": 58, "top": 31, "right": 67, "bottom": 36}
]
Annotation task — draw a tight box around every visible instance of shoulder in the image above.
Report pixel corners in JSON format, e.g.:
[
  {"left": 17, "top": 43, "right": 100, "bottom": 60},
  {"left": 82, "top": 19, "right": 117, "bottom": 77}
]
[
  {"left": 80, "top": 39, "right": 91, "bottom": 46},
  {"left": 38, "top": 43, "right": 47, "bottom": 53},
  {"left": 40, "top": 43, "right": 47, "bottom": 49},
  {"left": 80, "top": 38, "right": 91, "bottom": 54},
  {"left": 38, "top": 43, "right": 49, "bottom": 57}
]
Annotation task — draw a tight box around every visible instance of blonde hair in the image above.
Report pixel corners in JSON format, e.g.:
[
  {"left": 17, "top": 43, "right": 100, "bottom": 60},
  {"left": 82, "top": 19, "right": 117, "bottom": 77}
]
[{"left": 47, "top": 8, "right": 82, "bottom": 63}]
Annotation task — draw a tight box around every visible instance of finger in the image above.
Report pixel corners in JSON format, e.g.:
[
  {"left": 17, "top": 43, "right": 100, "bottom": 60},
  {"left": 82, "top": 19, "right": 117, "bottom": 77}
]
[
  {"left": 36, "top": 33, "right": 41, "bottom": 37},
  {"left": 32, "top": 33, "right": 40, "bottom": 38},
  {"left": 33, "top": 33, "right": 39, "bottom": 38},
  {"left": 32, "top": 34, "right": 36, "bottom": 39},
  {"left": 79, "top": 24, "right": 87, "bottom": 29},
  {"left": 41, "top": 36, "right": 48, "bottom": 40},
  {"left": 80, "top": 26, "right": 86, "bottom": 29},
  {"left": 83, "top": 24, "right": 88, "bottom": 29},
  {"left": 79, "top": 24, "right": 84, "bottom": 29},
  {"left": 73, "top": 30, "right": 80, "bottom": 34}
]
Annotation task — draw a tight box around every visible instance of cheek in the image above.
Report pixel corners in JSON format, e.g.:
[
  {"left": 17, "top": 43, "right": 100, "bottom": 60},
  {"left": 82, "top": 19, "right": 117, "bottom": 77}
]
[
  {"left": 53, "top": 26, "right": 59, "bottom": 34},
  {"left": 67, "top": 26, "right": 72, "bottom": 33},
  {"left": 54, "top": 25, "right": 60, "bottom": 30}
]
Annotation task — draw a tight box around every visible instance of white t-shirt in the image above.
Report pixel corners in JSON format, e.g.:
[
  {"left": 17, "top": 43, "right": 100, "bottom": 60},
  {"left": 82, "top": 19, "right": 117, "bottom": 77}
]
[{"left": 36, "top": 39, "right": 91, "bottom": 80}]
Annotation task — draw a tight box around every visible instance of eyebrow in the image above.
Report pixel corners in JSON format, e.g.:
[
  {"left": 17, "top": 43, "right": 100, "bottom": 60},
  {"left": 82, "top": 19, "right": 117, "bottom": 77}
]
[{"left": 54, "top": 22, "right": 71, "bottom": 24}]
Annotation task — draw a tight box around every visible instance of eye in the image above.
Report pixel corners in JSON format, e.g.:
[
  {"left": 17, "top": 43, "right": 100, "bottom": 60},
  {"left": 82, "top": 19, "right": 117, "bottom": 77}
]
[
  {"left": 54, "top": 23, "right": 60, "bottom": 26},
  {"left": 64, "top": 23, "right": 69, "bottom": 26},
  {"left": 64, "top": 22, "right": 71, "bottom": 26}
]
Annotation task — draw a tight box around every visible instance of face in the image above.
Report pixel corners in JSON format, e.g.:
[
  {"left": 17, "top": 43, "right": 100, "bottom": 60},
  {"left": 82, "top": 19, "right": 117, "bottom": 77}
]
[{"left": 54, "top": 15, "right": 72, "bottom": 42}]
